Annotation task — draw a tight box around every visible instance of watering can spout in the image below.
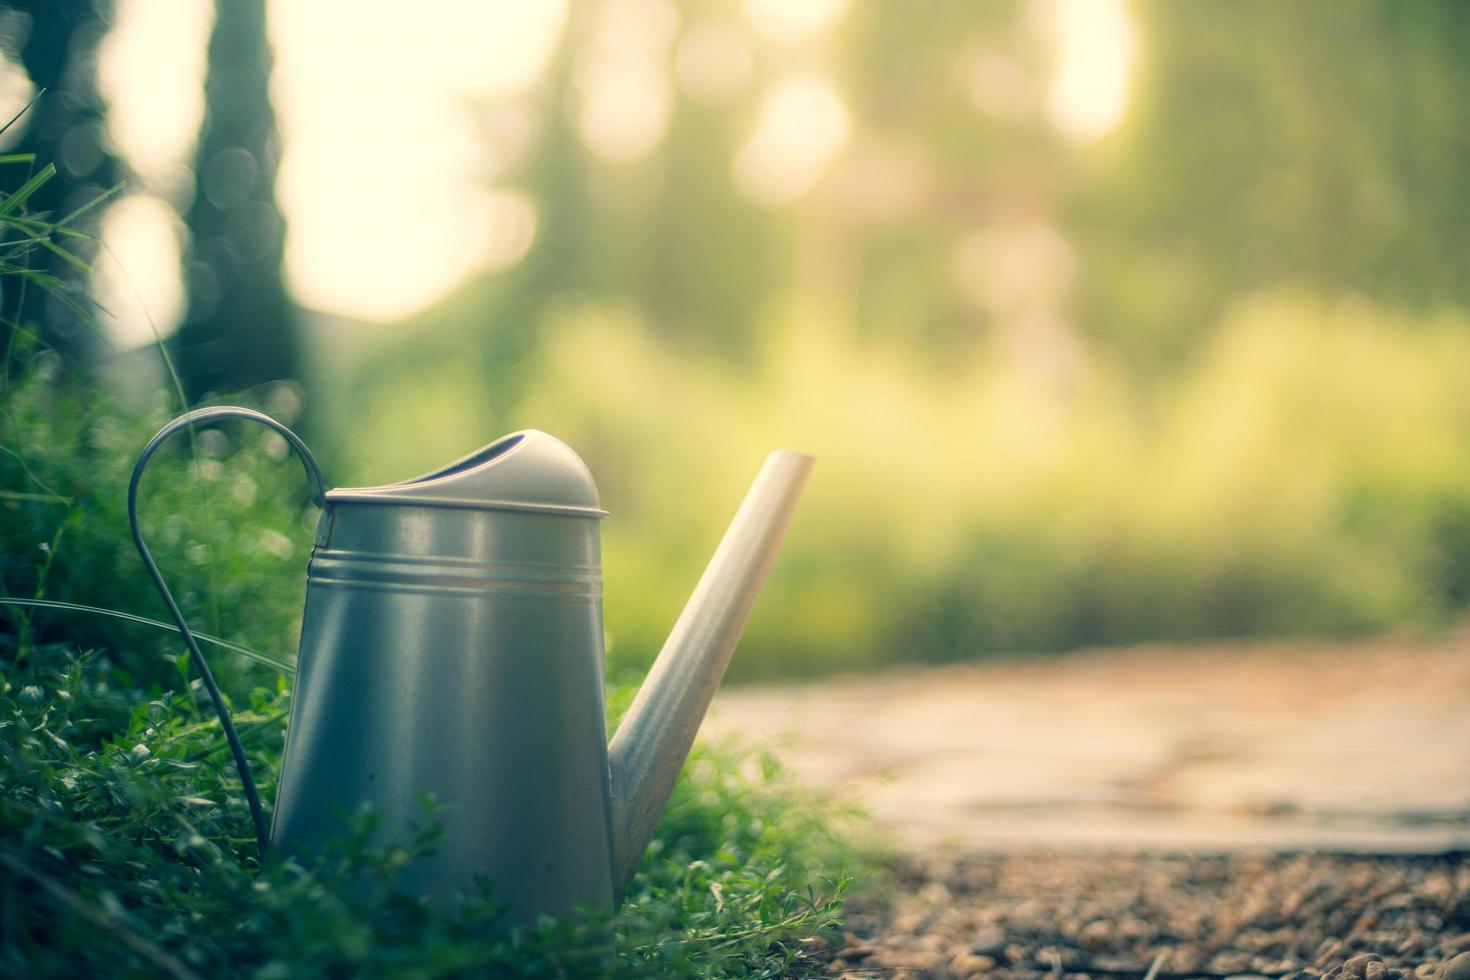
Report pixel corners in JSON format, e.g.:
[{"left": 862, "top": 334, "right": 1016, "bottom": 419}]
[{"left": 606, "top": 450, "right": 814, "bottom": 886}]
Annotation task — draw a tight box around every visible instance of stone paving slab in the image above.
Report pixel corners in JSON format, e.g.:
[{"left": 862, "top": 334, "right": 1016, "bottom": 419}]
[{"left": 704, "top": 633, "right": 1470, "bottom": 853}]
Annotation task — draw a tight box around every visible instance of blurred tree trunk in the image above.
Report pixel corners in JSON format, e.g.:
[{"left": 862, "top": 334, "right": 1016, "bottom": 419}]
[
  {"left": 8, "top": 0, "right": 119, "bottom": 363},
  {"left": 173, "top": 0, "right": 296, "bottom": 401}
]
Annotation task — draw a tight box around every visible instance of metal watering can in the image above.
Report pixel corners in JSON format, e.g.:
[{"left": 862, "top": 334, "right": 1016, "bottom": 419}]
[{"left": 128, "top": 406, "right": 812, "bottom": 921}]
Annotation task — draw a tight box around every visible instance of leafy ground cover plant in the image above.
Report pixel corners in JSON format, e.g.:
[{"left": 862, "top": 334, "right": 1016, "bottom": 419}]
[
  {"left": 0, "top": 150, "right": 858, "bottom": 976},
  {"left": 0, "top": 633, "right": 854, "bottom": 977}
]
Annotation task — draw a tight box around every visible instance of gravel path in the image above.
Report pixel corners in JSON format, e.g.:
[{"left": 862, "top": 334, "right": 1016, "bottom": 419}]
[
  {"left": 707, "top": 635, "right": 1470, "bottom": 978},
  {"left": 811, "top": 851, "right": 1470, "bottom": 980}
]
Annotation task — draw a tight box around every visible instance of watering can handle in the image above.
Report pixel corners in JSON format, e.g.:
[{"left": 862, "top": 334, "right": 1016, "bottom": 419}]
[{"left": 127, "top": 406, "right": 327, "bottom": 861}]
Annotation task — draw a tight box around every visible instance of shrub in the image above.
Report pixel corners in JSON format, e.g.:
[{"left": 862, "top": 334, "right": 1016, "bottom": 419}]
[{"left": 323, "top": 293, "right": 1470, "bottom": 675}]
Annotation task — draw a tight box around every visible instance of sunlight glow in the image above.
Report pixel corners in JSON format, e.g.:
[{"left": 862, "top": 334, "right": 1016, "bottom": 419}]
[
  {"left": 96, "top": 0, "right": 212, "bottom": 196},
  {"left": 951, "top": 222, "right": 1075, "bottom": 317},
  {"left": 93, "top": 195, "right": 187, "bottom": 349},
  {"left": 733, "top": 76, "right": 849, "bottom": 206},
  {"left": 481, "top": 190, "right": 538, "bottom": 270},
  {"left": 675, "top": 23, "right": 753, "bottom": 106},
  {"left": 269, "top": 0, "right": 566, "bottom": 321},
  {"left": 958, "top": 49, "right": 1034, "bottom": 122},
  {"left": 575, "top": 0, "right": 678, "bottom": 162},
  {"left": 1042, "top": 0, "right": 1137, "bottom": 141},
  {"left": 745, "top": 0, "right": 848, "bottom": 43}
]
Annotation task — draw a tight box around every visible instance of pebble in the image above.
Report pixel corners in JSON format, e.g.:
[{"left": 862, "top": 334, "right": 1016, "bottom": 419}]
[
  {"left": 891, "top": 911, "right": 930, "bottom": 934},
  {"left": 1213, "top": 951, "right": 1254, "bottom": 974},
  {"left": 1437, "top": 953, "right": 1470, "bottom": 980},
  {"left": 917, "top": 881, "right": 952, "bottom": 904},
  {"left": 950, "top": 953, "right": 997, "bottom": 977},
  {"left": 868, "top": 947, "right": 943, "bottom": 973},
  {"left": 1036, "top": 945, "right": 1084, "bottom": 969},
  {"left": 1418, "top": 877, "right": 1456, "bottom": 907},
  {"left": 1078, "top": 919, "right": 1114, "bottom": 952},
  {"left": 1345, "top": 953, "right": 1384, "bottom": 978}
]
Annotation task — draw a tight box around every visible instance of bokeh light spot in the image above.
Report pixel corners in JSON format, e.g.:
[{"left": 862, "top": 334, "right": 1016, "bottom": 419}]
[
  {"left": 93, "top": 194, "right": 187, "bottom": 349},
  {"left": 270, "top": 0, "right": 567, "bottom": 320},
  {"left": 1040, "top": 0, "right": 1138, "bottom": 141},
  {"left": 97, "top": 0, "right": 212, "bottom": 190},
  {"left": 574, "top": 0, "right": 677, "bottom": 162},
  {"left": 675, "top": 23, "right": 753, "bottom": 105},
  {"left": 202, "top": 147, "right": 258, "bottom": 210},
  {"left": 733, "top": 76, "right": 850, "bottom": 206},
  {"left": 482, "top": 190, "right": 538, "bottom": 270},
  {"left": 745, "top": 0, "right": 848, "bottom": 43}
]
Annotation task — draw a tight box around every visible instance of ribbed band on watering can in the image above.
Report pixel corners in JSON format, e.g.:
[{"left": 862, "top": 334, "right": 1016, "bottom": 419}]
[{"left": 324, "top": 430, "right": 609, "bottom": 517}]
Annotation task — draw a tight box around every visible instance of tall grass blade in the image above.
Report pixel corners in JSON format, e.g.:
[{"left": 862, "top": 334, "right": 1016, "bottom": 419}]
[
  {"left": 0, "top": 163, "right": 56, "bottom": 218},
  {"left": 7, "top": 214, "right": 99, "bottom": 241},
  {"left": 0, "top": 89, "right": 42, "bottom": 141},
  {"left": 0, "top": 489, "right": 72, "bottom": 503},
  {"left": 0, "top": 597, "right": 293, "bottom": 674},
  {"left": 59, "top": 181, "right": 125, "bottom": 227}
]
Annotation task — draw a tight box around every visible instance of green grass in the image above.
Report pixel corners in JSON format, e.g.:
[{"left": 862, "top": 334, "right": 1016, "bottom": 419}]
[
  {"left": 0, "top": 143, "right": 861, "bottom": 976},
  {"left": 0, "top": 367, "right": 859, "bottom": 977}
]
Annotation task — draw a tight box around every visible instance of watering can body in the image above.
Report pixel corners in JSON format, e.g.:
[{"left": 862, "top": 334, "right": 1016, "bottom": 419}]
[
  {"left": 259, "top": 428, "right": 813, "bottom": 921},
  {"left": 273, "top": 432, "right": 620, "bottom": 917}
]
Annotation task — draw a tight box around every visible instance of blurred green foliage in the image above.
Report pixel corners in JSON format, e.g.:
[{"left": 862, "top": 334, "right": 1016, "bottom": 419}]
[
  {"left": 1076, "top": 0, "right": 1470, "bottom": 374},
  {"left": 0, "top": 338, "right": 312, "bottom": 692},
  {"left": 471, "top": 293, "right": 1470, "bottom": 677},
  {"left": 306, "top": 0, "right": 1470, "bottom": 677}
]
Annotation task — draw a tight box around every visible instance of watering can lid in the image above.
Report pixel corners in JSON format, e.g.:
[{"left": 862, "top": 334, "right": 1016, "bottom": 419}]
[{"left": 324, "top": 430, "right": 608, "bottom": 517}]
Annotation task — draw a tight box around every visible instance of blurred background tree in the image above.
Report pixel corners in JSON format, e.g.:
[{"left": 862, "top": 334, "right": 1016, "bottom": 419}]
[{"left": 173, "top": 0, "right": 295, "bottom": 401}]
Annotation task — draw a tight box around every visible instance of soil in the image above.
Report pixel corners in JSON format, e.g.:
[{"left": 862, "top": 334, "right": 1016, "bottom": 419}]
[{"left": 806, "top": 850, "right": 1470, "bottom": 980}]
